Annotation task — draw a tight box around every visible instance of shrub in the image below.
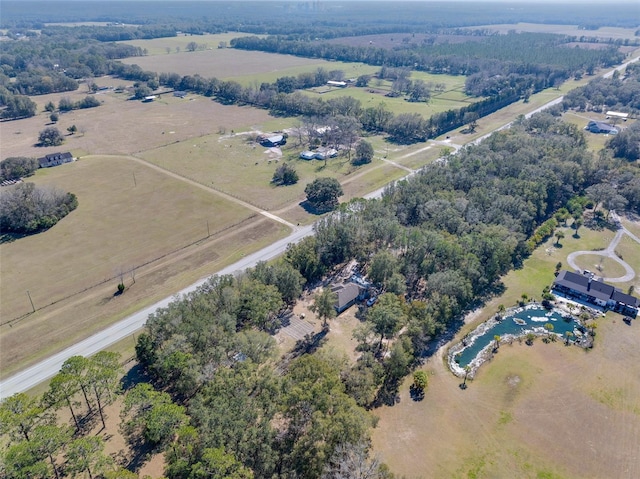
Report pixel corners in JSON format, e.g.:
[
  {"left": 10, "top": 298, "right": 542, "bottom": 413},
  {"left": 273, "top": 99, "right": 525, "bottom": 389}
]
[{"left": 271, "top": 163, "right": 298, "bottom": 186}]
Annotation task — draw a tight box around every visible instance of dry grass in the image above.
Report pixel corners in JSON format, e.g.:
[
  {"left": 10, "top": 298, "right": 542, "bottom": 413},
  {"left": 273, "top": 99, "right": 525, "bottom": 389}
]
[
  {"left": 464, "top": 23, "right": 640, "bottom": 41},
  {"left": 1, "top": 155, "right": 252, "bottom": 321},
  {"left": 0, "top": 86, "right": 272, "bottom": 160},
  {"left": 119, "top": 47, "right": 377, "bottom": 84},
  {"left": 1, "top": 213, "right": 287, "bottom": 377},
  {"left": 572, "top": 254, "right": 628, "bottom": 279},
  {"left": 0, "top": 154, "right": 291, "bottom": 376},
  {"left": 370, "top": 222, "right": 640, "bottom": 479}
]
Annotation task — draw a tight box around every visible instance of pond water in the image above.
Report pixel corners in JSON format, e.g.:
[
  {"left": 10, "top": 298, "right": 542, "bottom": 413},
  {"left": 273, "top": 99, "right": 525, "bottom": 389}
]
[{"left": 455, "top": 305, "right": 579, "bottom": 367}]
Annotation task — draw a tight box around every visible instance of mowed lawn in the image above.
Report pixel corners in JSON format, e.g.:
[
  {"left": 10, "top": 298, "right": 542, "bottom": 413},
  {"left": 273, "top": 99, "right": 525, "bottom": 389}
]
[
  {"left": 0, "top": 156, "right": 256, "bottom": 365},
  {"left": 369, "top": 222, "right": 640, "bottom": 478}
]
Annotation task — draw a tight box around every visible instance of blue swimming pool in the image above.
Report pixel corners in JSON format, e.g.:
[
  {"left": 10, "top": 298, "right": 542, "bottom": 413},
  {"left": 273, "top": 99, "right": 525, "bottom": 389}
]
[{"left": 455, "top": 304, "right": 579, "bottom": 367}]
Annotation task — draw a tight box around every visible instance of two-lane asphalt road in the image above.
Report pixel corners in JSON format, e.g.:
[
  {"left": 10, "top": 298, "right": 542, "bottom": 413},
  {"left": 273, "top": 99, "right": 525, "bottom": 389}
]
[{"left": 0, "top": 224, "right": 313, "bottom": 398}]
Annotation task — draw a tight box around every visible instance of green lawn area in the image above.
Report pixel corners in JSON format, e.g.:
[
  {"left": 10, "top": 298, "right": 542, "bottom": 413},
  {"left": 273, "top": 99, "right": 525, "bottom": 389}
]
[
  {"left": 137, "top": 130, "right": 397, "bottom": 211},
  {"left": 303, "top": 76, "right": 477, "bottom": 117},
  {"left": 120, "top": 32, "right": 253, "bottom": 56},
  {"left": 226, "top": 62, "right": 379, "bottom": 86},
  {"left": 562, "top": 111, "right": 613, "bottom": 152}
]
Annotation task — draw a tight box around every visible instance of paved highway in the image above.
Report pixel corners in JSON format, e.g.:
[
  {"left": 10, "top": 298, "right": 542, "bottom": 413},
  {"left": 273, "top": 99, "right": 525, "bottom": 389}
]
[
  {"left": 2, "top": 55, "right": 638, "bottom": 399},
  {"left": 0, "top": 224, "right": 313, "bottom": 398}
]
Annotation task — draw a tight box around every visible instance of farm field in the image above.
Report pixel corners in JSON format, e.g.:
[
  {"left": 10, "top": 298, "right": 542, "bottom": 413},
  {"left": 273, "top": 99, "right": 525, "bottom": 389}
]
[
  {"left": 119, "top": 45, "right": 378, "bottom": 84},
  {"left": 0, "top": 155, "right": 289, "bottom": 376},
  {"left": 120, "top": 32, "right": 256, "bottom": 56},
  {"left": 0, "top": 82, "right": 273, "bottom": 160},
  {"left": 368, "top": 221, "right": 640, "bottom": 479},
  {"left": 464, "top": 23, "right": 640, "bottom": 42}
]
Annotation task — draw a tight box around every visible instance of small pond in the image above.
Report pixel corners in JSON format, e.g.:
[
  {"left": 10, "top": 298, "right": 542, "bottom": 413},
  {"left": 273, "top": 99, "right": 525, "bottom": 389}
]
[{"left": 455, "top": 304, "right": 579, "bottom": 368}]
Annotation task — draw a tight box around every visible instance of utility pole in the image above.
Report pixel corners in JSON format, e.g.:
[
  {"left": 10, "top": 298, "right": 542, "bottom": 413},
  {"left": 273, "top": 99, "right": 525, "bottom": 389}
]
[
  {"left": 207, "top": 220, "right": 210, "bottom": 237},
  {"left": 26, "top": 290, "right": 35, "bottom": 313}
]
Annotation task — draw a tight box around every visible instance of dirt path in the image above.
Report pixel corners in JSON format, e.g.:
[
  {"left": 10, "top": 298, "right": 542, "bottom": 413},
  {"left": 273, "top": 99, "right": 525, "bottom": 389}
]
[
  {"left": 125, "top": 154, "right": 297, "bottom": 230},
  {"left": 567, "top": 213, "right": 639, "bottom": 282}
]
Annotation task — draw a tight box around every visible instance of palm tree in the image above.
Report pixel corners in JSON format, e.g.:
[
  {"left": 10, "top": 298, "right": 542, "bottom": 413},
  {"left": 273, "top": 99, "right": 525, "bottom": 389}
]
[
  {"left": 555, "top": 231, "right": 565, "bottom": 246},
  {"left": 461, "top": 365, "right": 471, "bottom": 389},
  {"left": 493, "top": 335, "right": 501, "bottom": 351},
  {"left": 565, "top": 331, "right": 574, "bottom": 345},
  {"left": 543, "top": 323, "right": 554, "bottom": 341},
  {"left": 573, "top": 218, "right": 583, "bottom": 237},
  {"left": 497, "top": 304, "right": 506, "bottom": 319}
]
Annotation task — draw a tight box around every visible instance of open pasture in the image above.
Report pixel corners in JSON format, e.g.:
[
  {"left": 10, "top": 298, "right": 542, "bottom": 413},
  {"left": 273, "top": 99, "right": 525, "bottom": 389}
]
[
  {"left": 121, "top": 32, "right": 255, "bottom": 56},
  {"left": 464, "top": 23, "right": 640, "bottom": 42},
  {"left": 0, "top": 85, "right": 272, "bottom": 160},
  {"left": 369, "top": 221, "right": 640, "bottom": 478},
  {"left": 119, "top": 46, "right": 377, "bottom": 84},
  {"left": 372, "top": 321, "right": 640, "bottom": 479},
  {"left": 0, "top": 155, "right": 285, "bottom": 374},
  {"left": 303, "top": 82, "right": 477, "bottom": 117},
  {"left": 138, "top": 130, "right": 396, "bottom": 211}
]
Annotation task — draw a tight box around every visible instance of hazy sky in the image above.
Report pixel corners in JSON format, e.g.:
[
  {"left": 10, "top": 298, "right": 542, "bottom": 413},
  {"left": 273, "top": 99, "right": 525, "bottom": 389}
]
[{"left": 51, "top": 0, "right": 640, "bottom": 3}]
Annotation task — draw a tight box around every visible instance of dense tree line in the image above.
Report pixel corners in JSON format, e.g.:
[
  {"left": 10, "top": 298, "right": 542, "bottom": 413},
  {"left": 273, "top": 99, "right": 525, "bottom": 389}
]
[
  {"left": 0, "top": 86, "right": 37, "bottom": 119},
  {"left": 3, "top": 2, "right": 639, "bottom": 34},
  {"left": 0, "top": 182, "right": 78, "bottom": 234},
  {"left": 0, "top": 30, "right": 144, "bottom": 97},
  {"left": 562, "top": 63, "right": 640, "bottom": 116},
  {"left": 230, "top": 33, "right": 623, "bottom": 84},
  {"left": 608, "top": 122, "right": 640, "bottom": 162}
]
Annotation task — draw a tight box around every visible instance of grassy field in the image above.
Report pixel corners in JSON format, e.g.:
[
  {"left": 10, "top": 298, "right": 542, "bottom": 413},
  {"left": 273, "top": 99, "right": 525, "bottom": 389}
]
[
  {"left": 120, "top": 46, "right": 378, "bottom": 84},
  {"left": 573, "top": 254, "right": 628, "bottom": 278},
  {"left": 0, "top": 83, "right": 272, "bottom": 160},
  {"left": 464, "top": 23, "right": 640, "bottom": 41},
  {"left": 120, "top": 33, "right": 256, "bottom": 56},
  {"left": 138, "top": 128, "right": 415, "bottom": 213},
  {"left": 0, "top": 155, "right": 253, "bottom": 320},
  {"left": 0, "top": 155, "right": 290, "bottom": 376},
  {"left": 303, "top": 86, "right": 474, "bottom": 116},
  {"left": 367, "top": 221, "right": 640, "bottom": 479},
  {"left": 302, "top": 73, "right": 475, "bottom": 117}
]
